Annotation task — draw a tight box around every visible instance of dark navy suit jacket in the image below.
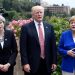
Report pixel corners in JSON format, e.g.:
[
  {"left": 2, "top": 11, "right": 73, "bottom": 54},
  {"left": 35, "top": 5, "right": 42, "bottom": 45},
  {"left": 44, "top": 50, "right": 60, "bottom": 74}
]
[
  {"left": 0, "top": 30, "right": 18, "bottom": 66},
  {"left": 20, "top": 21, "right": 57, "bottom": 73},
  {"left": 58, "top": 29, "right": 75, "bottom": 72}
]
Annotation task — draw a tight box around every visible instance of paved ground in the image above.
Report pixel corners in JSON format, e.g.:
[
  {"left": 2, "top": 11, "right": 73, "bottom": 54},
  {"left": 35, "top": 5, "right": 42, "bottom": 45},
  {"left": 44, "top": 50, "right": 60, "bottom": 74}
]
[
  {"left": 14, "top": 38, "right": 24, "bottom": 75},
  {"left": 14, "top": 53, "right": 24, "bottom": 75}
]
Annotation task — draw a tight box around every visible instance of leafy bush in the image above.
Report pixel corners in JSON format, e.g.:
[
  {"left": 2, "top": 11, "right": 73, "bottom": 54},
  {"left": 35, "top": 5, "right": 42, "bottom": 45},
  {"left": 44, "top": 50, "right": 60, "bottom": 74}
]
[
  {"left": 45, "top": 16, "right": 69, "bottom": 75},
  {"left": 45, "top": 16, "right": 69, "bottom": 45}
]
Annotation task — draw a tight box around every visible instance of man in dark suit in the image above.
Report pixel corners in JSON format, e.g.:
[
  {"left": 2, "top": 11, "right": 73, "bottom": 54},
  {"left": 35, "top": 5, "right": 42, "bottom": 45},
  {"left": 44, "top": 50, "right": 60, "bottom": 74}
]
[{"left": 20, "top": 5, "right": 57, "bottom": 75}]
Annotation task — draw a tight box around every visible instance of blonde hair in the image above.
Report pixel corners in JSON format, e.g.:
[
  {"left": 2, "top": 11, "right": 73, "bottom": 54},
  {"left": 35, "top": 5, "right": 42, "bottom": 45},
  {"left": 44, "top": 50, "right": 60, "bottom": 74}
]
[
  {"left": 69, "top": 16, "right": 75, "bottom": 23},
  {"left": 31, "top": 5, "right": 44, "bottom": 13},
  {"left": 0, "top": 15, "right": 5, "bottom": 23}
]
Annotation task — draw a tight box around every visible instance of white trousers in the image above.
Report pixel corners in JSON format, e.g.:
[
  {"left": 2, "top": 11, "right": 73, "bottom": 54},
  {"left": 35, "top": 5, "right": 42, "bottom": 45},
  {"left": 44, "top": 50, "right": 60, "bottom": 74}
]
[{"left": 62, "top": 70, "right": 75, "bottom": 75}]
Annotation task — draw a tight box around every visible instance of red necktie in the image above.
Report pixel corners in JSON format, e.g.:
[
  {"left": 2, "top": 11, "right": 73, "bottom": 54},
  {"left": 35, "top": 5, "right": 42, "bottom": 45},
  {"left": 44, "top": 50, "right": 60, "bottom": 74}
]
[{"left": 38, "top": 23, "right": 45, "bottom": 59}]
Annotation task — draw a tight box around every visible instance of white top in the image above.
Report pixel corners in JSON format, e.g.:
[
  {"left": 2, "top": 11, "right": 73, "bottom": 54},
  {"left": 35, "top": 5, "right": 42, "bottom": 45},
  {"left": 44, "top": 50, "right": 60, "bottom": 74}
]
[
  {"left": 34, "top": 20, "right": 45, "bottom": 39},
  {"left": 1, "top": 41, "right": 4, "bottom": 49},
  {"left": 73, "top": 37, "right": 75, "bottom": 43},
  {"left": 0, "top": 37, "right": 4, "bottom": 49}
]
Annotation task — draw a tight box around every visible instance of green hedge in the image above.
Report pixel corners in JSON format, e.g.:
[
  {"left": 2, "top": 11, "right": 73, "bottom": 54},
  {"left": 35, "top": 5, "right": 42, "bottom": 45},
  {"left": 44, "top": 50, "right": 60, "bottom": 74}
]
[{"left": 45, "top": 16, "right": 69, "bottom": 75}]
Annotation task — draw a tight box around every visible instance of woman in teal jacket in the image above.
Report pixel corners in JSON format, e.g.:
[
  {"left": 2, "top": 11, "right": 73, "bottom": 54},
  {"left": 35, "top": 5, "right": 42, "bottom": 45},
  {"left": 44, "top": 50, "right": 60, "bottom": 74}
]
[{"left": 58, "top": 16, "right": 75, "bottom": 75}]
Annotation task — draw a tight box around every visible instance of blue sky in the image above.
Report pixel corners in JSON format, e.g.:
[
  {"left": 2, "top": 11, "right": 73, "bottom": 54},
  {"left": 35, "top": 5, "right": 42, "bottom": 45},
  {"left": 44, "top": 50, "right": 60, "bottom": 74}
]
[{"left": 42, "top": 0, "right": 75, "bottom": 8}]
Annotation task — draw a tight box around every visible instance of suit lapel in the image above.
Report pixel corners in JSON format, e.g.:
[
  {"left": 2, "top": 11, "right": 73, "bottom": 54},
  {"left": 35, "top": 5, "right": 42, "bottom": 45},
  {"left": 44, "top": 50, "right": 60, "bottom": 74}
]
[
  {"left": 30, "top": 21, "right": 40, "bottom": 44},
  {"left": 43, "top": 22, "right": 48, "bottom": 42},
  {"left": 3, "top": 30, "right": 8, "bottom": 49},
  {"left": 0, "top": 43, "right": 2, "bottom": 49},
  {"left": 30, "top": 21, "right": 51, "bottom": 45},
  {"left": 0, "top": 30, "right": 7, "bottom": 49},
  {"left": 43, "top": 22, "right": 52, "bottom": 45}
]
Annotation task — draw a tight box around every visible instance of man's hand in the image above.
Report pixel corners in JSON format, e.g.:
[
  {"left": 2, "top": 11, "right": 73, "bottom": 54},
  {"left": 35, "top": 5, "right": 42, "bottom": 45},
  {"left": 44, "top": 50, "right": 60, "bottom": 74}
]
[
  {"left": 0, "top": 64, "right": 4, "bottom": 71},
  {"left": 23, "top": 64, "right": 31, "bottom": 72},
  {"left": 51, "top": 64, "right": 57, "bottom": 71}
]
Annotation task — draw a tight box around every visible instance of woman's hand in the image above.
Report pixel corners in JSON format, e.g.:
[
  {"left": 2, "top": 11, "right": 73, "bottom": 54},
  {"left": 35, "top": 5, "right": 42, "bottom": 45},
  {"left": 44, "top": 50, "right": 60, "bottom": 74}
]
[
  {"left": 67, "top": 50, "right": 75, "bottom": 57},
  {"left": 1, "top": 63, "right": 10, "bottom": 72}
]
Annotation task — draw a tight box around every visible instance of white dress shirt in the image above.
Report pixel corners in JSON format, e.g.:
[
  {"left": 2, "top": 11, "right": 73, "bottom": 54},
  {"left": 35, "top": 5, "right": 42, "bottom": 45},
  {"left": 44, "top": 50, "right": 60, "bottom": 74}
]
[{"left": 34, "top": 20, "right": 45, "bottom": 39}]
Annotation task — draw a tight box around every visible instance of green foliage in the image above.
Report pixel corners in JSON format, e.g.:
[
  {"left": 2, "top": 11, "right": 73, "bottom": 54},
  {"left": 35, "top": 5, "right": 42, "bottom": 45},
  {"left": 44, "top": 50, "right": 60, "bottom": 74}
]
[
  {"left": 2, "top": 0, "right": 35, "bottom": 13},
  {"left": 70, "top": 8, "right": 75, "bottom": 16},
  {"left": 51, "top": 55, "right": 62, "bottom": 75},
  {"left": 46, "top": 16, "right": 69, "bottom": 45},
  {"left": 6, "top": 10, "right": 31, "bottom": 21},
  {"left": 6, "top": 10, "right": 20, "bottom": 20},
  {"left": 45, "top": 16, "right": 69, "bottom": 75},
  {"left": 0, "top": 0, "right": 34, "bottom": 21}
]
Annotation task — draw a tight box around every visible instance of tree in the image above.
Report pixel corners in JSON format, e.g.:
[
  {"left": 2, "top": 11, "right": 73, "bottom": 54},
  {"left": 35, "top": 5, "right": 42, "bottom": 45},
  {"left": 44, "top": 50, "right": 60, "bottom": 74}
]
[
  {"left": 70, "top": 8, "right": 75, "bottom": 16},
  {"left": 3, "top": 0, "right": 12, "bottom": 10}
]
